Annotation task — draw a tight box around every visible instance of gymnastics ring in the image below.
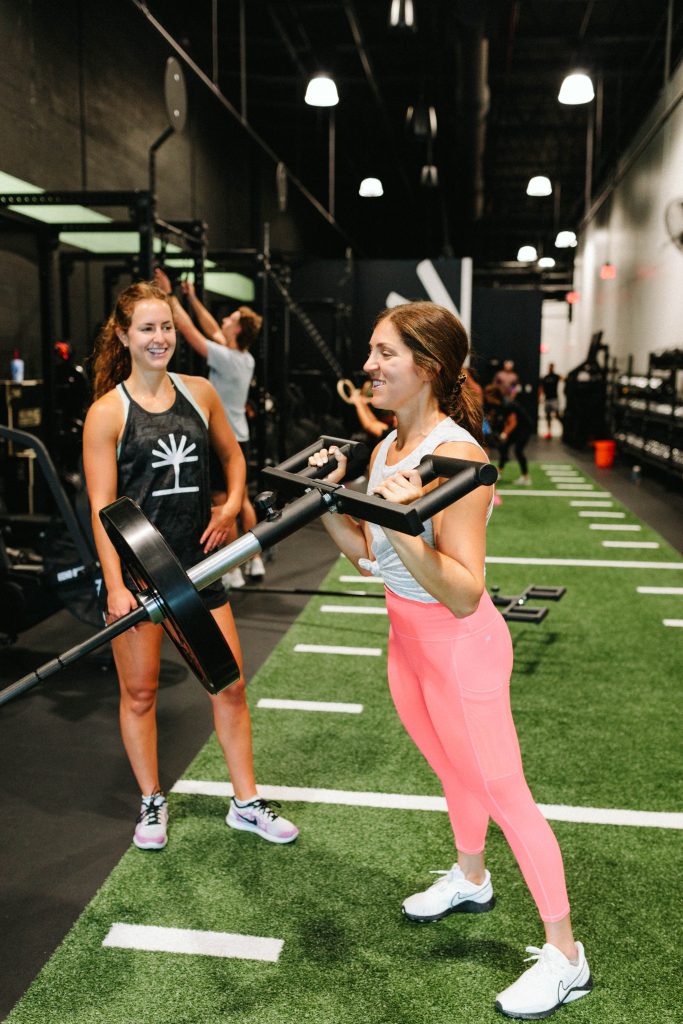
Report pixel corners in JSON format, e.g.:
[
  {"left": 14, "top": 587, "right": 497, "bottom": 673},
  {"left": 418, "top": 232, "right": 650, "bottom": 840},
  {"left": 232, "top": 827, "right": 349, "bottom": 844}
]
[{"left": 336, "top": 379, "right": 357, "bottom": 403}]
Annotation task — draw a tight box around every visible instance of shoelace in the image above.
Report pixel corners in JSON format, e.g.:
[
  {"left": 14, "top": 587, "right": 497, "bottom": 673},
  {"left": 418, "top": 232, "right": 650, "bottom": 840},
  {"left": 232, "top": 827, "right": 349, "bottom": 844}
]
[
  {"left": 139, "top": 795, "right": 165, "bottom": 826},
  {"left": 428, "top": 867, "right": 458, "bottom": 890},
  {"left": 243, "top": 798, "right": 281, "bottom": 822},
  {"left": 522, "top": 947, "right": 554, "bottom": 972}
]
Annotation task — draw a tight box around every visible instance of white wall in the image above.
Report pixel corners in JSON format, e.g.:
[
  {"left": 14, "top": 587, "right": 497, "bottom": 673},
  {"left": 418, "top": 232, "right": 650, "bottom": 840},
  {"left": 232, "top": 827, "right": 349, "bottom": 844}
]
[{"left": 571, "top": 58, "right": 683, "bottom": 374}]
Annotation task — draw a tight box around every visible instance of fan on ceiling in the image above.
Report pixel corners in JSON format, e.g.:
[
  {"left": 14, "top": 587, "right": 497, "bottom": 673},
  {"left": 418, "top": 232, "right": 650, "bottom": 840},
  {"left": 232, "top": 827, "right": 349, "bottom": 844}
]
[{"left": 664, "top": 198, "right": 683, "bottom": 251}]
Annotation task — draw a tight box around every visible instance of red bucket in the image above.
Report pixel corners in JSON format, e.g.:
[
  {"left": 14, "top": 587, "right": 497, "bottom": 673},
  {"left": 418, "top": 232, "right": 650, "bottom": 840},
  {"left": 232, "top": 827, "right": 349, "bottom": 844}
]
[{"left": 594, "top": 440, "right": 616, "bottom": 468}]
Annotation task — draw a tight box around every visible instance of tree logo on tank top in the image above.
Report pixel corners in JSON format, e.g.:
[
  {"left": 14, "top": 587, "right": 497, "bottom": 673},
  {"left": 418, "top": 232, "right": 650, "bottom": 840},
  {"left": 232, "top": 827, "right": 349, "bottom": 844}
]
[{"left": 151, "top": 433, "right": 199, "bottom": 496}]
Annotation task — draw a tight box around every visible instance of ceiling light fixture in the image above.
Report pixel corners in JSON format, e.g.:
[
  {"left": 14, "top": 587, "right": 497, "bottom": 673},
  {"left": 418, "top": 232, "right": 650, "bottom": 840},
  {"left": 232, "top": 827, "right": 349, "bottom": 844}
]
[
  {"left": 304, "top": 74, "right": 339, "bottom": 107},
  {"left": 538, "top": 256, "right": 556, "bottom": 269},
  {"left": 359, "top": 177, "right": 384, "bottom": 197},
  {"left": 406, "top": 102, "right": 437, "bottom": 139},
  {"left": 517, "top": 245, "right": 538, "bottom": 262},
  {"left": 389, "top": 0, "right": 416, "bottom": 31},
  {"left": 558, "top": 71, "right": 595, "bottom": 105},
  {"left": 526, "top": 175, "right": 552, "bottom": 197},
  {"left": 555, "top": 230, "right": 577, "bottom": 248},
  {"left": 420, "top": 165, "right": 438, "bottom": 187}
]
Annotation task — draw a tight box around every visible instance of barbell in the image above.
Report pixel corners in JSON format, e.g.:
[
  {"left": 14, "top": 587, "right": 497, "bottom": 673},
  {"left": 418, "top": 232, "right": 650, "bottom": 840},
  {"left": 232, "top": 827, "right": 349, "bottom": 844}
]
[{"left": 0, "top": 436, "right": 497, "bottom": 706}]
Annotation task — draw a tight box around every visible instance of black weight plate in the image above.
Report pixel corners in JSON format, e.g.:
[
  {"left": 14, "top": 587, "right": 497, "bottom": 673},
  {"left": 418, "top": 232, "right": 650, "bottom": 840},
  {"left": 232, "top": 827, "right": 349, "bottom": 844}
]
[{"left": 100, "top": 497, "right": 240, "bottom": 695}]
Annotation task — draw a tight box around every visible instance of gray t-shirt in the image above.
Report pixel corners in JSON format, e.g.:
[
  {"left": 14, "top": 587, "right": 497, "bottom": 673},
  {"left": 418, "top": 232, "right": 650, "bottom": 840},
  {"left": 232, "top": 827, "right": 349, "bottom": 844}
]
[{"left": 205, "top": 341, "right": 255, "bottom": 443}]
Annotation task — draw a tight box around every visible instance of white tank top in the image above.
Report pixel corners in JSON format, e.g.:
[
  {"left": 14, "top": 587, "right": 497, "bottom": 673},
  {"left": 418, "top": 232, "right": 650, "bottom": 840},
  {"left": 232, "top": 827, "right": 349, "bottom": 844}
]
[{"left": 363, "top": 417, "right": 492, "bottom": 603}]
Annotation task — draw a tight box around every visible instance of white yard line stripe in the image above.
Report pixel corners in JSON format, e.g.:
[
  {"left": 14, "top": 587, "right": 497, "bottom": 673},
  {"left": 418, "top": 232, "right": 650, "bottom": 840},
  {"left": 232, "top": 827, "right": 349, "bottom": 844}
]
[
  {"left": 320, "top": 604, "right": 388, "bottom": 615},
  {"left": 588, "top": 524, "right": 642, "bottom": 531},
  {"left": 663, "top": 619, "right": 683, "bottom": 627},
  {"left": 578, "top": 510, "right": 624, "bottom": 517},
  {"left": 294, "top": 643, "right": 383, "bottom": 656},
  {"left": 339, "top": 575, "right": 385, "bottom": 583},
  {"left": 571, "top": 500, "right": 614, "bottom": 507},
  {"left": 546, "top": 474, "right": 583, "bottom": 479},
  {"left": 637, "top": 586, "right": 683, "bottom": 595},
  {"left": 555, "top": 483, "right": 595, "bottom": 489},
  {"left": 171, "top": 781, "right": 683, "bottom": 830},
  {"left": 486, "top": 556, "right": 683, "bottom": 569},
  {"left": 496, "top": 490, "right": 610, "bottom": 497},
  {"left": 257, "top": 698, "right": 363, "bottom": 714},
  {"left": 102, "top": 923, "right": 283, "bottom": 962},
  {"left": 601, "top": 540, "right": 659, "bottom": 549}
]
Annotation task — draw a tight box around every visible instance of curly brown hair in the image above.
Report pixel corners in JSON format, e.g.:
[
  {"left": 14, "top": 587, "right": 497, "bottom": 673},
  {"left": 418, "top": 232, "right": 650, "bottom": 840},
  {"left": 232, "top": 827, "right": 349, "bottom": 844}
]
[
  {"left": 375, "top": 301, "right": 483, "bottom": 443},
  {"left": 91, "top": 281, "right": 174, "bottom": 400}
]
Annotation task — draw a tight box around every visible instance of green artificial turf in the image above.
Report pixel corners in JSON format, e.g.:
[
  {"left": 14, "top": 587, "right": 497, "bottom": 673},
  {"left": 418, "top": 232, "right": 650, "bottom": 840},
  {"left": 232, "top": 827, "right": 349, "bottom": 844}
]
[{"left": 6, "top": 462, "right": 683, "bottom": 1024}]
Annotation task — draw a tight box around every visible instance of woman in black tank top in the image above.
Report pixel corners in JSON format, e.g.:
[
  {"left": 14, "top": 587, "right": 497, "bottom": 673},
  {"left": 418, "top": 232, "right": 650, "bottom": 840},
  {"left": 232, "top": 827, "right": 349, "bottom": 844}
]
[{"left": 83, "top": 281, "right": 299, "bottom": 851}]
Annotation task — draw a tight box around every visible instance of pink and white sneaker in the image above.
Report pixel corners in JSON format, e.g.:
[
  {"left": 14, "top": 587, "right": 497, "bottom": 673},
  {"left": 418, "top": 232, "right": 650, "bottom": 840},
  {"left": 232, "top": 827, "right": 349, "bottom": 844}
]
[
  {"left": 226, "top": 797, "right": 299, "bottom": 844},
  {"left": 134, "top": 793, "right": 168, "bottom": 850}
]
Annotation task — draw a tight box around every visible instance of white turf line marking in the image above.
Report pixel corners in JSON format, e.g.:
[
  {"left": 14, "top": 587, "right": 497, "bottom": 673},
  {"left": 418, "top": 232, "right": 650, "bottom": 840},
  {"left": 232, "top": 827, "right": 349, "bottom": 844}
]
[
  {"left": 496, "top": 490, "right": 610, "bottom": 498},
  {"left": 294, "top": 644, "right": 382, "bottom": 656},
  {"left": 663, "top": 619, "right": 683, "bottom": 627},
  {"left": 102, "top": 923, "right": 283, "bottom": 962},
  {"left": 486, "top": 557, "right": 683, "bottom": 569},
  {"left": 556, "top": 483, "right": 595, "bottom": 489},
  {"left": 602, "top": 540, "right": 660, "bottom": 549},
  {"left": 637, "top": 586, "right": 683, "bottom": 595},
  {"left": 589, "top": 524, "right": 642, "bottom": 531},
  {"left": 257, "top": 698, "right": 363, "bottom": 714},
  {"left": 170, "top": 781, "right": 683, "bottom": 830},
  {"left": 320, "top": 604, "right": 388, "bottom": 615},
  {"left": 578, "top": 510, "right": 624, "bottom": 517},
  {"left": 571, "top": 500, "right": 614, "bottom": 507},
  {"left": 339, "top": 574, "right": 385, "bottom": 583}
]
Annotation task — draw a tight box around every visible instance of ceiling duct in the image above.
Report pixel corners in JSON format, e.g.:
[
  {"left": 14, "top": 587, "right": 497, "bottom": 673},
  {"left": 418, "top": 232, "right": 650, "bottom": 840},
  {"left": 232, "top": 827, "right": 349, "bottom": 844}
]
[{"left": 455, "top": 1, "right": 490, "bottom": 226}]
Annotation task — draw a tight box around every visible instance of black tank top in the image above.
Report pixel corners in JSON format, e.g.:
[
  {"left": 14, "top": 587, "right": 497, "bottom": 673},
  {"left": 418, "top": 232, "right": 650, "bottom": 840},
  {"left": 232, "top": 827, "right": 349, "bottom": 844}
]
[{"left": 116, "top": 374, "right": 212, "bottom": 570}]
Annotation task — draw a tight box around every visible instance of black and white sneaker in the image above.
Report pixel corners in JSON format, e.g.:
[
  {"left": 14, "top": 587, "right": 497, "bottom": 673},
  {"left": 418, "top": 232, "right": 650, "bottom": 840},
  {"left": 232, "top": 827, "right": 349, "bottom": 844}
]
[
  {"left": 402, "top": 863, "right": 495, "bottom": 922},
  {"left": 495, "top": 942, "right": 592, "bottom": 1019}
]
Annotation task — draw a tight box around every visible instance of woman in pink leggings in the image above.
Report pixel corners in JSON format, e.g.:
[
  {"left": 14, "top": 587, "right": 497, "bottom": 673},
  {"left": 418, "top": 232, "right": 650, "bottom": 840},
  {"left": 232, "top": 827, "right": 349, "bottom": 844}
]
[{"left": 310, "top": 301, "right": 592, "bottom": 1020}]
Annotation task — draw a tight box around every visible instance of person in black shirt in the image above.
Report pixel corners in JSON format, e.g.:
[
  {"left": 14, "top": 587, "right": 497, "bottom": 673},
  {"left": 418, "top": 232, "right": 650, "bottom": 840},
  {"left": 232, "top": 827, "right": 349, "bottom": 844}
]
[
  {"left": 539, "top": 363, "right": 562, "bottom": 439},
  {"left": 484, "top": 384, "right": 534, "bottom": 485},
  {"left": 83, "top": 281, "right": 299, "bottom": 850}
]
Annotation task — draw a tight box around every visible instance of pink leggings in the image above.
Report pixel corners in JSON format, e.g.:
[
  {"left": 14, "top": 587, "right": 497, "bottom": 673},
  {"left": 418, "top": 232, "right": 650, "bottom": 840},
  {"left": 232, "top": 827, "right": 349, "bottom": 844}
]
[{"left": 386, "top": 588, "right": 570, "bottom": 923}]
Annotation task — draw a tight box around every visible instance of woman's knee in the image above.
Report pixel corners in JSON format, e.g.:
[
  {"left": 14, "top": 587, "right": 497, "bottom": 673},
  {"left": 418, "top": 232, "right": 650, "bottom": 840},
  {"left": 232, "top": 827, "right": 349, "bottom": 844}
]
[
  {"left": 212, "top": 677, "right": 247, "bottom": 709},
  {"left": 120, "top": 682, "right": 158, "bottom": 717}
]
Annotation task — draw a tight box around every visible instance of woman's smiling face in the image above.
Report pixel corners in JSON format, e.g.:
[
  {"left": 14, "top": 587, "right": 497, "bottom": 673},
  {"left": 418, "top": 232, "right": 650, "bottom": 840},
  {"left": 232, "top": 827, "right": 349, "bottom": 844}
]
[
  {"left": 363, "top": 319, "right": 427, "bottom": 410},
  {"left": 120, "top": 299, "right": 176, "bottom": 369}
]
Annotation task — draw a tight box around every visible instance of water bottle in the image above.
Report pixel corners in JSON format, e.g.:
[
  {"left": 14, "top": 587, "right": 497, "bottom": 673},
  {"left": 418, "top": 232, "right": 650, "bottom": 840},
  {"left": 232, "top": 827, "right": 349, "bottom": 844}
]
[
  {"left": 10, "top": 350, "right": 24, "bottom": 382},
  {"left": 631, "top": 464, "right": 642, "bottom": 485}
]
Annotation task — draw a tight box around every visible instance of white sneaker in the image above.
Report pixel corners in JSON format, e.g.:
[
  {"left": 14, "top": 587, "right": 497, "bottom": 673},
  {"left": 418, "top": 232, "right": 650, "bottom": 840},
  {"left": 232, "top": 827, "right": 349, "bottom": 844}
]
[
  {"left": 244, "top": 556, "right": 265, "bottom": 579},
  {"left": 495, "top": 942, "right": 592, "bottom": 1019},
  {"left": 226, "top": 797, "right": 299, "bottom": 844},
  {"left": 223, "top": 567, "right": 246, "bottom": 590},
  {"left": 133, "top": 793, "right": 168, "bottom": 851},
  {"left": 402, "top": 863, "right": 495, "bottom": 922},
  {"left": 513, "top": 475, "right": 532, "bottom": 486}
]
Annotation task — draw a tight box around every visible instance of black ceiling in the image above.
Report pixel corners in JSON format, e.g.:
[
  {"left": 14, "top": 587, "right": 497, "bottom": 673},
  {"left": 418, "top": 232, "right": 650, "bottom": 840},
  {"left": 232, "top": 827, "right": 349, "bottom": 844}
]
[{"left": 146, "top": 0, "right": 683, "bottom": 289}]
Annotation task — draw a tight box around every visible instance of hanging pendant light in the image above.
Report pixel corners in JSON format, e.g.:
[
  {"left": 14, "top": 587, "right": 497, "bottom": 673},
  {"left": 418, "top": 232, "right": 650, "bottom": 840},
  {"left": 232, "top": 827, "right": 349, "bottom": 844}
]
[
  {"left": 555, "top": 230, "right": 577, "bottom": 248},
  {"left": 420, "top": 165, "right": 438, "bottom": 187},
  {"left": 558, "top": 71, "right": 594, "bottom": 105},
  {"left": 389, "top": 0, "right": 416, "bottom": 31},
  {"left": 517, "top": 245, "right": 538, "bottom": 262},
  {"left": 359, "top": 177, "right": 384, "bottom": 197},
  {"left": 537, "top": 256, "right": 556, "bottom": 269},
  {"left": 406, "top": 102, "right": 437, "bottom": 139},
  {"left": 526, "top": 175, "right": 552, "bottom": 197},
  {"left": 304, "top": 74, "right": 339, "bottom": 107}
]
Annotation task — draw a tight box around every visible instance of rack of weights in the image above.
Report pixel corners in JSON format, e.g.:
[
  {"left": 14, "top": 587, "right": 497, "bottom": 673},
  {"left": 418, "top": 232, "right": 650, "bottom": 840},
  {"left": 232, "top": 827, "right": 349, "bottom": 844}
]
[{"left": 610, "top": 350, "right": 683, "bottom": 484}]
